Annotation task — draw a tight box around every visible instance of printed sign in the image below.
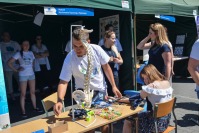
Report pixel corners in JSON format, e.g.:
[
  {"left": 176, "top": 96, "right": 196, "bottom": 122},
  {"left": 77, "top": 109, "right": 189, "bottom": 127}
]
[
  {"left": 99, "top": 15, "right": 119, "bottom": 40},
  {"left": 176, "top": 35, "right": 186, "bottom": 44},
  {"left": 174, "top": 46, "right": 184, "bottom": 56},
  {"left": 44, "top": 7, "right": 94, "bottom": 16},
  {"left": 0, "top": 50, "right": 10, "bottom": 130},
  {"left": 121, "top": 1, "right": 129, "bottom": 9}
]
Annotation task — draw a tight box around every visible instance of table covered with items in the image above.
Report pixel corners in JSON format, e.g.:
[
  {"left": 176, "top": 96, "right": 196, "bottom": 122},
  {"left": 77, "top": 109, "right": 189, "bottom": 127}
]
[{"left": 0, "top": 98, "right": 143, "bottom": 133}]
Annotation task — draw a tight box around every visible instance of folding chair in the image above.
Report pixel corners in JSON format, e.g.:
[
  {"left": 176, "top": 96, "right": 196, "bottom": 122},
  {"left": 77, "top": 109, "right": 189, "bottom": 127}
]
[
  {"left": 153, "top": 97, "right": 177, "bottom": 133},
  {"left": 41, "top": 92, "right": 65, "bottom": 117}
]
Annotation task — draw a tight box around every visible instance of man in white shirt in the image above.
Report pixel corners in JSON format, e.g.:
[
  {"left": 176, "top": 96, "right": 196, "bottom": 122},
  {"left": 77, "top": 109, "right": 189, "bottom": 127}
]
[
  {"left": 0, "top": 32, "right": 20, "bottom": 100},
  {"left": 54, "top": 28, "right": 122, "bottom": 132},
  {"left": 54, "top": 28, "right": 122, "bottom": 106},
  {"left": 188, "top": 39, "right": 199, "bottom": 99}
]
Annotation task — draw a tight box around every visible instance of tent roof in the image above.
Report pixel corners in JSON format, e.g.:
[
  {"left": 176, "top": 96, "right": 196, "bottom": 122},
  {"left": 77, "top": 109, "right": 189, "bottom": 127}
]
[
  {"left": 170, "top": 0, "right": 199, "bottom": 6},
  {"left": 0, "top": 0, "right": 132, "bottom": 12},
  {"left": 134, "top": 0, "right": 199, "bottom": 17}
]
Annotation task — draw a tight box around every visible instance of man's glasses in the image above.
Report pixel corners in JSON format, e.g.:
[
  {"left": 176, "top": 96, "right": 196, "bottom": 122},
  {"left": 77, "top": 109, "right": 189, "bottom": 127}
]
[{"left": 36, "top": 38, "right": 41, "bottom": 40}]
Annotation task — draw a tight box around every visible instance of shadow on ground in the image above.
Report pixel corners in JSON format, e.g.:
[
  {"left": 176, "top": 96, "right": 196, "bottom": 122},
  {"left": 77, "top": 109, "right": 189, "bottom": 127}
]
[
  {"left": 176, "top": 102, "right": 199, "bottom": 111},
  {"left": 8, "top": 85, "right": 73, "bottom": 124},
  {"left": 177, "top": 114, "right": 199, "bottom": 127},
  {"left": 172, "top": 77, "right": 195, "bottom": 83}
]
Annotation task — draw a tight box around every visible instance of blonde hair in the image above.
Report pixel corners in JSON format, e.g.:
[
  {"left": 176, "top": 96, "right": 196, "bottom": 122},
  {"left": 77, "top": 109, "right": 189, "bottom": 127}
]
[
  {"left": 150, "top": 23, "right": 170, "bottom": 46},
  {"left": 104, "top": 30, "right": 115, "bottom": 39},
  {"left": 140, "top": 64, "right": 166, "bottom": 83},
  {"left": 104, "top": 30, "right": 119, "bottom": 57},
  {"left": 72, "top": 28, "right": 90, "bottom": 41},
  {"left": 150, "top": 24, "right": 174, "bottom": 77}
]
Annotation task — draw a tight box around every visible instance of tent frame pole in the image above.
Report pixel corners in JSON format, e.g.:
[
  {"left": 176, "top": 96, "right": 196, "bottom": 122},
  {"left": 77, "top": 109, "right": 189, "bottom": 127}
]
[
  {"left": 132, "top": 14, "right": 137, "bottom": 91},
  {"left": 0, "top": 7, "right": 33, "bottom": 17}
]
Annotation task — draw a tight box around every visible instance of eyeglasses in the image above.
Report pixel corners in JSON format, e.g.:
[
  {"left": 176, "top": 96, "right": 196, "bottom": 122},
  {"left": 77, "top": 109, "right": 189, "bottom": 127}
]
[{"left": 36, "top": 38, "right": 41, "bottom": 40}]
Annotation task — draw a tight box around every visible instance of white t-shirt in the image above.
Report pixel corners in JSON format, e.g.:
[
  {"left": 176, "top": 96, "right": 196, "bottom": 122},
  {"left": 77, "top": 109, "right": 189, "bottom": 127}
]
[
  {"left": 190, "top": 39, "right": 199, "bottom": 92},
  {"left": 190, "top": 39, "right": 199, "bottom": 72},
  {"left": 31, "top": 44, "right": 48, "bottom": 64},
  {"left": 60, "top": 44, "right": 110, "bottom": 92},
  {"left": 98, "top": 38, "right": 123, "bottom": 52},
  {"left": 0, "top": 41, "right": 21, "bottom": 71},
  {"left": 13, "top": 51, "right": 35, "bottom": 76}
]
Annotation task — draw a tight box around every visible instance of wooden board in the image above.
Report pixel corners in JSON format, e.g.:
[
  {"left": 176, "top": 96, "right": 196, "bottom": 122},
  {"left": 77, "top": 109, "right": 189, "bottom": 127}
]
[{"left": 0, "top": 105, "right": 143, "bottom": 133}]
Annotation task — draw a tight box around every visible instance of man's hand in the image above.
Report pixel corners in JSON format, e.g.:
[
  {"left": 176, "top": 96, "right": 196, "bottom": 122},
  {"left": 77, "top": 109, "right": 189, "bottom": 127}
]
[
  {"left": 112, "top": 86, "right": 122, "bottom": 98},
  {"left": 53, "top": 102, "right": 63, "bottom": 116},
  {"left": 53, "top": 80, "right": 68, "bottom": 116}
]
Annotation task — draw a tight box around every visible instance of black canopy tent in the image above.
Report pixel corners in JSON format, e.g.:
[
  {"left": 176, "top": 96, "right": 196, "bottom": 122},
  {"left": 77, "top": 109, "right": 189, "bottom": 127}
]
[
  {"left": 0, "top": 1, "right": 137, "bottom": 123},
  {"left": 0, "top": 1, "right": 134, "bottom": 96}
]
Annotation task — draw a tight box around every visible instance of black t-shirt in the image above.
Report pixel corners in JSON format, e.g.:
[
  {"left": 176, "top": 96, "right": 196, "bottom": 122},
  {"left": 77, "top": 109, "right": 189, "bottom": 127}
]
[
  {"left": 101, "top": 45, "right": 118, "bottom": 73},
  {"left": 148, "top": 43, "right": 171, "bottom": 75}
]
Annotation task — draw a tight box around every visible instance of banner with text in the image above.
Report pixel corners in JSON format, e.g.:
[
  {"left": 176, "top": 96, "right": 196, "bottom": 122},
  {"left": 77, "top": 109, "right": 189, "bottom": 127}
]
[
  {"left": 0, "top": 50, "right": 10, "bottom": 131},
  {"left": 44, "top": 7, "right": 94, "bottom": 16}
]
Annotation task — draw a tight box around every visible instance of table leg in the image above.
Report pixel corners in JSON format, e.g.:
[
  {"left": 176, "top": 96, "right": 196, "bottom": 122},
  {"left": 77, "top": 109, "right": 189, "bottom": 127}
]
[
  {"left": 134, "top": 117, "right": 138, "bottom": 133},
  {"left": 109, "top": 123, "right": 113, "bottom": 133}
]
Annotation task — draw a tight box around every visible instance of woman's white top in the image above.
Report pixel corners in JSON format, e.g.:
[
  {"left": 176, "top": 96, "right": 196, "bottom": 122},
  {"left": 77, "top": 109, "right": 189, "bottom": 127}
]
[
  {"left": 31, "top": 44, "right": 51, "bottom": 72},
  {"left": 142, "top": 82, "right": 173, "bottom": 110},
  {"left": 13, "top": 51, "right": 35, "bottom": 76}
]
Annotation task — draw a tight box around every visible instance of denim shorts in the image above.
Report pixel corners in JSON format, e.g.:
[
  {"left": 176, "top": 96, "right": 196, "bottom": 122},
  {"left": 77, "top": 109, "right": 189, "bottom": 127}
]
[{"left": 19, "top": 75, "right": 35, "bottom": 82}]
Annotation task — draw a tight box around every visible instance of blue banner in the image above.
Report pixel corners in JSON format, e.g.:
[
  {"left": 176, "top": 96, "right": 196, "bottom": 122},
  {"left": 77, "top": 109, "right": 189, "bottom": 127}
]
[
  {"left": 0, "top": 50, "right": 10, "bottom": 130},
  {"left": 44, "top": 7, "right": 94, "bottom": 16},
  {"left": 155, "top": 15, "right": 175, "bottom": 22}
]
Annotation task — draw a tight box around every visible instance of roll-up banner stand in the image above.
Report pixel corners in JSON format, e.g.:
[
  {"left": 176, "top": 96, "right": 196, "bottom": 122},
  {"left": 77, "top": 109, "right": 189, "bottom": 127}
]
[{"left": 0, "top": 50, "right": 10, "bottom": 131}]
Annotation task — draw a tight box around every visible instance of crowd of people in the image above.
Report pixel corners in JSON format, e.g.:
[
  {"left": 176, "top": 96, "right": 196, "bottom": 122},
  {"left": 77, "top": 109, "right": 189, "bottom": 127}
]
[
  {"left": 0, "top": 22, "right": 198, "bottom": 132},
  {"left": 0, "top": 32, "right": 50, "bottom": 117},
  {"left": 54, "top": 23, "right": 198, "bottom": 133},
  {"left": 53, "top": 23, "right": 175, "bottom": 133}
]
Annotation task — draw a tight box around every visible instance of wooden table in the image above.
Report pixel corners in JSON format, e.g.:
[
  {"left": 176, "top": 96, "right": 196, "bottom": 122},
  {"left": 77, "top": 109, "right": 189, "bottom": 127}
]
[{"left": 0, "top": 105, "right": 143, "bottom": 133}]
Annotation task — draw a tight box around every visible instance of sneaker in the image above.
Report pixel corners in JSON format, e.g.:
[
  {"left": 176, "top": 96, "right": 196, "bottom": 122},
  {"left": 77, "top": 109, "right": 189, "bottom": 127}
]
[
  {"left": 34, "top": 108, "right": 43, "bottom": 113},
  {"left": 21, "top": 113, "right": 27, "bottom": 118}
]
